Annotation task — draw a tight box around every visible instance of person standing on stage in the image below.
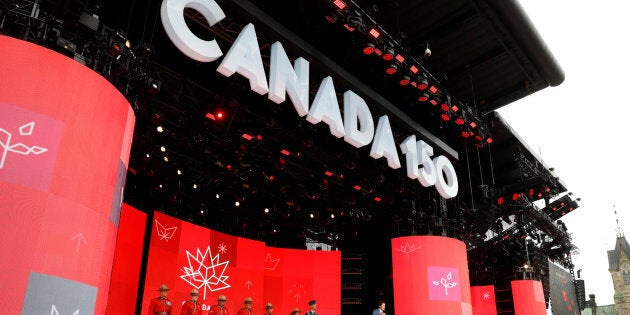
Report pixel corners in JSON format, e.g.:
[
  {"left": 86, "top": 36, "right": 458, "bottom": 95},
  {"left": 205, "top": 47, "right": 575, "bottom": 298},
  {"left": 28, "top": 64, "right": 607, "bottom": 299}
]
[
  {"left": 210, "top": 295, "right": 228, "bottom": 315},
  {"left": 372, "top": 301, "right": 386, "bottom": 315},
  {"left": 237, "top": 297, "right": 254, "bottom": 315},
  {"left": 180, "top": 289, "right": 202, "bottom": 315},
  {"left": 148, "top": 284, "right": 173, "bottom": 315},
  {"left": 304, "top": 300, "right": 317, "bottom": 315},
  {"left": 264, "top": 302, "right": 273, "bottom": 315}
]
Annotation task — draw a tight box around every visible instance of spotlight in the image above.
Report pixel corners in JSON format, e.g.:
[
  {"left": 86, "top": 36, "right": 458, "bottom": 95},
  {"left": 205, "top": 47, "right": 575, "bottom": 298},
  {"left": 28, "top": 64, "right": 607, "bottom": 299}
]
[
  {"left": 424, "top": 41, "right": 431, "bottom": 59},
  {"left": 160, "top": 146, "right": 166, "bottom": 152},
  {"left": 193, "top": 183, "right": 197, "bottom": 189},
  {"left": 382, "top": 45, "right": 395, "bottom": 61},
  {"left": 148, "top": 77, "right": 161, "bottom": 94},
  {"left": 385, "top": 63, "right": 398, "bottom": 75},
  {"left": 440, "top": 113, "right": 450, "bottom": 121},
  {"left": 177, "top": 169, "right": 182, "bottom": 175},
  {"left": 324, "top": 11, "right": 339, "bottom": 23},
  {"left": 440, "top": 103, "right": 450, "bottom": 112},
  {"left": 156, "top": 126, "right": 164, "bottom": 133},
  {"left": 417, "top": 78, "right": 429, "bottom": 91},
  {"left": 418, "top": 93, "right": 430, "bottom": 102},
  {"left": 216, "top": 194, "right": 220, "bottom": 199},
  {"left": 399, "top": 75, "right": 411, "bottom": 86},
  {"left": 163, "top": 156, "right": 169, "bottom": 162},
  {"left": 455, "top": 117, "right": 465, "bottom": 125},
  {"left": 145, "top": 153, "right": 150, "bottom": 158},
  {"left": 369, "top": 28, "right": 380, "bottom": 39},
  {"left": 264, "top": 208, "right": 270, "bottom": 213},
  {"left": 331, "top": 213, "right": 335, "bottom": 219},
  {"left": 363, "top": 42, "right": 376, "bottom": 55},
  {"left": 461, "top": 130, "right": 470, "bottom": 138},
  {"left": 333, "top": 0, "right": 346, "bottom": 10},
  {"left": 310, "top": 213, "right": 314, "bottom": 218},
  {"left": 235, "top": 201, "right": 240, "bottom": 207},
  {"left": 345, "top": 11, "right": 363, "bottom": 31}
]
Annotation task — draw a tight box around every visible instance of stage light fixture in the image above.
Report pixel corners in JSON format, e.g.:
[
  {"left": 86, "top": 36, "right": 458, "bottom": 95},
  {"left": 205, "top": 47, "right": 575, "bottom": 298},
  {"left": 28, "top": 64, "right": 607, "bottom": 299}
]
[
  {"left": 177, "top": 169, "right": 182, "bottom": 175},
  {"left": 369, "top": 28, "right": 380, "bottom": 39},
  {"left": 160, "top": 146, "right": 166, "bottom": 152},
  {"left": 497, "top": 196, "right": 505, "bottom": 205},
  {"left": 440, "top": 113, "right": 450, "bottom": 121},
  {"left": 429, "top": 99, "right": 438, "bottom": 106},
  {"left": 440, "top": 103, "right": 450, "bottom": 112},
  {"left": 163, "top": 156, "right": 169, "bottom": 162},
  {"left": 399, "top": 75, "right": 411, "bottom": 86},
  {"left": 382, "top": 45, "right": 395, "bottom": 61},
  {"left": 395, "top": 54, "right": 405, "bottom": 63},
  {"left": 310, "top": 213, "right": 314, "bottom": 218},
  {"left": 148, "top": 77, "right": 161, "bottom": 93},
  {"left": 156, "top": 126, "right": 163, "bottom": 132},
  {"left": 264, "top": 208, "right": 269, "bottom": 213},
  {"left": 429, "top": 85, "right": 438, "bottom": 94},
  {"left": 417, "top": 77, "right": 429, "bottom": 91},
  {"left": 145, "top": 153, "right": 150, "bottom": 158},
  {"left": 345, "top": 11, "right": 363, "bottom": 31},
  {"left": 461, "top": 130, "right": 470, "bottom": 138},
  {"left": 409, "top": 65, "right": 419, "bottom": 74},
  {"left": 362, "top": 42, "right": 376, "bottom": 55},
  {"left": 324, "top": 11, "right": 340, "bottom": 24},
  {"left": 235, "top": 201, "right": 240, "bottom": 207},
  {"left": 216, "top": 194, "right": 220, "bottom": 199},
  {"left": 385, "top": 63, "right": 398, "bottom": 75},
  {"left": 193, "top": 184, "right": 197, "bottom": 189},
  {"left": 418, "top": 93, "right": 429, "bottom": 102},
  {"left": 333, "top": 0, "right": 346, "bottom": 10},
  {"left": 331, "top": 213, "right": 335, "bottom": 219},
  {"left": 455, "top": 117, "right": 465, "bottom": 125},
  {"left": 424, "top": 41, "right": 431, "bottom": 59},
  {"left": 470, "top": 121, "right": 478, "bottom": 128}
]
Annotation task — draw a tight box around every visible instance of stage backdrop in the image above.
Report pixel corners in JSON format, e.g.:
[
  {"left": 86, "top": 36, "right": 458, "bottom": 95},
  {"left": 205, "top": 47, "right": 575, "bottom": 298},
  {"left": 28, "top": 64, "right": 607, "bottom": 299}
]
[
  {"left": 264, "top": 246, "right": 341, "bottom": 315},
  {"left": 106, "top": 203, "right": 147, "bottom": 314},
  {"left": 548, "top": 261, "right": 578, "bottom": 315},
  {"left": 511, "top": 280, "right": 546, "bottom": 315},
  {"left": 471, "top": 285, "right": 497, "bottom": 315},
  {"left": 143, "top": 212, "right": 341, "bottom": 315},
  {"left": 391, "top": 236, "right": 472, "bottom": 315},
  {"left": 0, "top": 35, "right": 135, "bottom": 314}
]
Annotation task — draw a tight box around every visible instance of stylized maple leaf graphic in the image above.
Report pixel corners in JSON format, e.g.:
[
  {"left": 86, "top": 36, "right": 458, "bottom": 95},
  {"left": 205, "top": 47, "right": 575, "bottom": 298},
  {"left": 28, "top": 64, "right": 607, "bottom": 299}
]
[
  {"left": 218, "top": 242, "right": 227, "bottom": 254},
  {"left": 50, "top": 304, "right": 79, "bottom": 315},
  {"left": 180, "top": 246, "right": 231, "bottom": 299},
  {"left": 431, "top": 272, "right": 458, "bottom": 296},
  {"left": 482, "top": 292, "right": 491, "bottom": 300},
  {"left": 264, "top": 252, "right": 280, "bottom": 270},
  {"left": 0, "top": 122, "right": 48, "bottom": 169},
  {"left": 155, "top": 219, "right": 177, "bottom": 241},
  {"left": 395, "top": 242, "right": 421, "bottom": 260}
]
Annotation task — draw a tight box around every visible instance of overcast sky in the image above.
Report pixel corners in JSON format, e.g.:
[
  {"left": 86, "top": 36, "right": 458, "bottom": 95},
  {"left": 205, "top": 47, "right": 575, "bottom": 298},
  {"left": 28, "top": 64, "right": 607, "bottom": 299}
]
[{"left": 497, "top": 0, "right": 630, "bottom": 306}]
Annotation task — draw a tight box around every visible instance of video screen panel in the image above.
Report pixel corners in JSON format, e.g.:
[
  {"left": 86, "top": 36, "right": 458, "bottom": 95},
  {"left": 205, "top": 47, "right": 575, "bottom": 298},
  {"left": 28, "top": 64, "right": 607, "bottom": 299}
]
[
  {"left": 548, "top": 261, "right": 578, "bottom": 315},
  {"left": 511, "top": 280, "right": 546, "bottom": 315},
  {"left": 0, "top": 35, "right": 135, "bottom": 314},
  {"left": 391, "top": 236, "right": 472, "bottom": 315},
  {"left": 264, "top": 246, "right": 341, "bottom": 315},
  {"left": 106, "top": 203, "right": 147, "bottom": 314}
]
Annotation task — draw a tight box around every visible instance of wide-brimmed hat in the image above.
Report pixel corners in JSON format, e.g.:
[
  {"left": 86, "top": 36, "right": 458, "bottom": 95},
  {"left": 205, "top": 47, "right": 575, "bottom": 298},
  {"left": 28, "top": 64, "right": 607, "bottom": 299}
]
[
  {"left": 218, "top": 295, "right": 227, "bottom": 301},
  {"left": 290, "top": 308, "right": 301, "bottom": 315},
  {"left": 244, "top": 296, "right": 253, "bottom": 303},
  {"left": 156, "top": 284, "right": 169, "bottom": 291}
]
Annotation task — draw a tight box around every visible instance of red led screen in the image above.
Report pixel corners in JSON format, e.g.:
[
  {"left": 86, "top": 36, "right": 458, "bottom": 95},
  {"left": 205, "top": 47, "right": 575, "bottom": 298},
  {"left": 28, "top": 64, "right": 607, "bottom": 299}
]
[
  {"left": 548, "top": 261, "right": 577, "bottom": 315},
  {"left": 143, "top": 212, "right": 341, "bottom": 315},
  {"left": 391, "top": 236, "right": 472, "bottom": 315},
  {"left": 471, "top": 285, "right": 497, "bottom": 315},
  {"left": 0, "top": 35, "right": 135, "bottom": 314},
  {"left": 264, "top": 247, "right": 341, "bottom": 315},
  {"left": 106, "top": 203, "right": 147, "bottom": 314},
  {"left": 511, "top": 280, "right": 546, "bottom": 315}
]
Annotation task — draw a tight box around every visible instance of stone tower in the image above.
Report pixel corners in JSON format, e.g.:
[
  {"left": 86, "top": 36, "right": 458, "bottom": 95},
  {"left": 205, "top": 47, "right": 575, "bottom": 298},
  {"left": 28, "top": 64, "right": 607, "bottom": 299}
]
[{"left": 607, "top": 209, "right": 630, "bottom": 315}]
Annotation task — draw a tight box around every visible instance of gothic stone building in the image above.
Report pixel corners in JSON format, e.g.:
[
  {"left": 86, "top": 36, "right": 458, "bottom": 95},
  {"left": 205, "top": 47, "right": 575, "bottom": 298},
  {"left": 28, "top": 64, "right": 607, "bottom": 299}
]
[{"left": 608, "top": 235, "right": 630, "bottom": 315}]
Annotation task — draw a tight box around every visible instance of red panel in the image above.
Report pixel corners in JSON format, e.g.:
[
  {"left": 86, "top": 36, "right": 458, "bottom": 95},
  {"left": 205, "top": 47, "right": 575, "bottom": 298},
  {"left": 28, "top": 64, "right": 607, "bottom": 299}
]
[
  {"left": 511, "top": 280, "right": 546, "bottom": 315},
  {"left": 142, "top": 212, "right": 265, "bottom": 315},
  {"left": 263, "top": 247, "right": 341, "bottom": 315},
  {"left": 0, "top": 35, "right": 134, "bottom": 314},
  {"left": 106, "top": 204, "right": 147, "bottom": 314},
  {"left": 391, "top": 236, "right": 472, "bottom": 315},
  {"left": 471, "top": 285, "right": 497, "bottom": 315}
]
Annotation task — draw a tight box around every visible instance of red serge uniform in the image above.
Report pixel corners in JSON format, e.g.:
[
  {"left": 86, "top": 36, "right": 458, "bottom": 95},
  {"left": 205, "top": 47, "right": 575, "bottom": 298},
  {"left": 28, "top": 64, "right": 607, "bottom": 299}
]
[
  {"left": 210, "top": 305, "right": 228, "bottom": 315},
  {"left": 237, "top": 308, "right": 253, "bottom": 315},
  {"left": 180, "top": 300, "right": 202, "bottom": 315},
  {"left": 148, "top": 297, "right": 172, "bottom": 315}
]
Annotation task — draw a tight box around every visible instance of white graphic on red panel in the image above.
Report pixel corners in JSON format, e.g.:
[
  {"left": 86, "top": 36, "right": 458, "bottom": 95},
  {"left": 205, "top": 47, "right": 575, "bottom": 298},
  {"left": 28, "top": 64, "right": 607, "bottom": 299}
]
[
  {"left": 394, "top": 242, "right": 421, "bottom": 260},
  {"left": 71, "top": 233, "right": 87, "bottom": 252},
  {"left": 155, "top": 219, "right": 178, "bottom": 241},
  {"left": 288, "top": 282, "right": 307, "bottom": 302},
  {"left": 263, "top": 252, "right": 280, "bottom": 270},
  {"left": 431, "top": 272, "right": 458, "bottom": 296},
  {"left": 0, "top": 122, "right": 48, "bottom": 169},
  {"left": 245, "top": 280, "right": 253, "bottom": 290},
  {"left": 482, "top": 292, "right": 491, "bottom": 300},
  {"left": 50, "top": 304, "right": 79, "bottom": 315},
  {"left": 180, "top": 246, "right": 231, "bottom": 299},
  {"left": 218, "top": 242, "right": 227, "bottom": 254}
]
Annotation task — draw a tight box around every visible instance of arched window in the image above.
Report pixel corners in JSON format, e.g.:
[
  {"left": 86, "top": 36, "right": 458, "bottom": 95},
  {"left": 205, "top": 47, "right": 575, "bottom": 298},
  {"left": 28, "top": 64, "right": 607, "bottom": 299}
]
[{"left": 623, "top": 266, "right": 630, "bottom": 284}]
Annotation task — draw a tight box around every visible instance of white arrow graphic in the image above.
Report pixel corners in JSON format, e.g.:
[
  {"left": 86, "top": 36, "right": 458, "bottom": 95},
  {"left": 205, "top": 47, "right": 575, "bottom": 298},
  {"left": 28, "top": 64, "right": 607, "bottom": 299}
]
[
  {"left": 245, "top": 280, "right": 253, "bottom": 290},
  {"left": 71, "top": 233, "right": 87, "bottom": 252}
]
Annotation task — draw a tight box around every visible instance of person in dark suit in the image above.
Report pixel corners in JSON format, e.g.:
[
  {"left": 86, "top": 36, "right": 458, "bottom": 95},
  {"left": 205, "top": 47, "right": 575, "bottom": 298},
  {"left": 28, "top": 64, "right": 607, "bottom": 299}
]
[{"left": 304, "top": 300, "right": 316, "bottom": 315}]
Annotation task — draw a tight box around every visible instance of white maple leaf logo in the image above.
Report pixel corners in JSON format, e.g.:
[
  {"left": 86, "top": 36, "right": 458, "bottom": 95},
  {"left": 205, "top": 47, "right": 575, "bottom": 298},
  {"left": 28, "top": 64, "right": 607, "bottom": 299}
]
[
  {"left": 155, "top": 219, "right": 177, "bottom": 241},
  {"left": 431, "top": 272, "right": 458, "bottom": 296},
  {"left": 264, "top": 252, "right": 280, "bottom": 270},
  {"left": 50, "top": 305, "right": 79, "bottom": 315},
  {"left": 482, "top": 292, "right": 491, "bottom": 300},
  {"left": 395, "top": 242, "right": 421, "bottom": 260},
  {"left": 0, "top": 122, "right": 49, "bottom": 169},
  {"left": 180, "top": 246, "right": 231, "bottom": 299}
]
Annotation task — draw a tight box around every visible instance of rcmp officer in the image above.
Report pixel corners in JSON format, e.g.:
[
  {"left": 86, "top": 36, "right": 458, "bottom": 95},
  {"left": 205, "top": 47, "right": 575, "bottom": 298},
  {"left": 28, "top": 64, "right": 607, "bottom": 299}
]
[
  {"left": 148, "top": 284, "right": 173, "bottom": 315},
  {"left": 237, "top": 297, "right": 254, "bottom": 315},
  {"left": 180, "top": 289, "right": 202, "bottom": 315},
  {"left": 210, "top": 295, "right": 228, "bottom": 315},
  {"left": 264, "top": 302, "right": 273, "bottom": 315},
  {"left": 304, "top": 300, "right": 316, "bottom": 315}
]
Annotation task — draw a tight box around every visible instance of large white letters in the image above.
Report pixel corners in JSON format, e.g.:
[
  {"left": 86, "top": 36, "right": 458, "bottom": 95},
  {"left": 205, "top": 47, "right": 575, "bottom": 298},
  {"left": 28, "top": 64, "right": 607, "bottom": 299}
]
[
  {"left": 400, "top": 135, "right": 420, "bottom": 179},
  {"left": 343, "top": 91, "right": 374, "bottom": 148},
  {"left": 160, "top": 0, "right": 225, "bottom": 62},
  {"left": 434, "top": 155, "right": 458, "bottom": 198},
  {"left": 217, "top": 23, "right": 269, "bottom": 95},
  {"left": 369, "top": 116, "right": 401, "bottom": 169},
  {"left": 268, "top": 42, "right": 310, "bottom": 117},
  {"left": 306, "top": 76, "right": 346, "bottom": 138}
]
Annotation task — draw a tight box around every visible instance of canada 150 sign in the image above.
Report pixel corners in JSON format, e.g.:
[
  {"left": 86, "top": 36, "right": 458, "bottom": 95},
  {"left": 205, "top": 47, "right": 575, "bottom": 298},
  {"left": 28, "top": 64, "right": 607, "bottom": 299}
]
[{"left": 160, "top": 0, "right": 459, "bottom": 198}]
